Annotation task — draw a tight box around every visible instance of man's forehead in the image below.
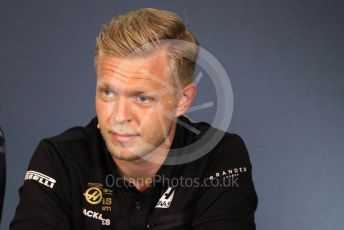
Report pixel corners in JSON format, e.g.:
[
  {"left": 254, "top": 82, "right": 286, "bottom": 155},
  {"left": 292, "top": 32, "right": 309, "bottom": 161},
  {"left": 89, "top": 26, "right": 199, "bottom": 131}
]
[
  {"left": 97, "top": 53, "right": 168, "bottom": 75},
  {"left": 96, "top": 48, "right": 169, "bottom": 66},
  {"left": 97, "top": 73, "right": 163, "bottom": 86},
  {"left": 97, "top": 72, "right": 176, "bottom": 94},
  {"left": 95, "top": 49, "right": 174, "bottom": 89}
]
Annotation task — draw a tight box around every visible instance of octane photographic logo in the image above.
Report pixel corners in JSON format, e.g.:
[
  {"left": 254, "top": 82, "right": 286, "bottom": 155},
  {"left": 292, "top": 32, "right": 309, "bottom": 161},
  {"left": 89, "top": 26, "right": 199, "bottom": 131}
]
[{"left": 111, "top": 39, "right": 233, "bottom": 165}]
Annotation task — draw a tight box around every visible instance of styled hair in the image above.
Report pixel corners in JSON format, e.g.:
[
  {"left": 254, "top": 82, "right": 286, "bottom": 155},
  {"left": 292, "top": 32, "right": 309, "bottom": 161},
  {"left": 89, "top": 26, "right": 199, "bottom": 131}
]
[{"left": 95, "top": 8, "right": 199, "bottom": 86}]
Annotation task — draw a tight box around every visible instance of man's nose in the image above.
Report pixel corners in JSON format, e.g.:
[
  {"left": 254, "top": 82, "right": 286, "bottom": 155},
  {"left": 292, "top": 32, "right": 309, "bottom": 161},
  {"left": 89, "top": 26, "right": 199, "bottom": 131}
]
[{"left": 110, "top": 97, "right": 133, "bottom": 123}]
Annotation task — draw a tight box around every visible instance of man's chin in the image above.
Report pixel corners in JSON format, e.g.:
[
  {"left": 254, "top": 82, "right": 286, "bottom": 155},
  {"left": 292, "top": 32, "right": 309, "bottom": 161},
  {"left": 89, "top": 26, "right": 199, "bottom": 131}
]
[
  {"left": 111, "top": 153, "right": 143, "bottom": 161},
  {"left": 107, "top": 145, "right": 149, "bottom": 161}
]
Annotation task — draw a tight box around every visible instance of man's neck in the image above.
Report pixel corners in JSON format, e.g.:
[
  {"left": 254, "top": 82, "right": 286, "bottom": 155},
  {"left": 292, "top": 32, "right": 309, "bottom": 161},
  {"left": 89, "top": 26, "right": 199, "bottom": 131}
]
[{"left": 113, "top": 158, "right": 164, "bottom": 191}]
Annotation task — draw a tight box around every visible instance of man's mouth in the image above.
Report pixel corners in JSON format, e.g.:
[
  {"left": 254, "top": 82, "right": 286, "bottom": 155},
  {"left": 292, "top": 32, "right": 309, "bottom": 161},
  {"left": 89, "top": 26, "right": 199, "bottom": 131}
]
[{"left": 109, "top": 132, "right": 139, "bottom": 142}]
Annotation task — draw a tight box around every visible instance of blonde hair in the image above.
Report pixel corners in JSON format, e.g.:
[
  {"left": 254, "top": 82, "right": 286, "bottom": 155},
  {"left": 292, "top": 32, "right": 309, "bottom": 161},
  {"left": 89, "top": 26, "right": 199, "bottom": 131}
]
[{"left": 95, "top": 8, "right": 199, "bottom": 86}]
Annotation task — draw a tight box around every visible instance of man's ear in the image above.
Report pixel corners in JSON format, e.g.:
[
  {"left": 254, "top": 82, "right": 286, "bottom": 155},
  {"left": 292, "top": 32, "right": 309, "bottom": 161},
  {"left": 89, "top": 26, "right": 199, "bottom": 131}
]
[{"left": 175, "top": 83, "right": 197, "bottom": 117}]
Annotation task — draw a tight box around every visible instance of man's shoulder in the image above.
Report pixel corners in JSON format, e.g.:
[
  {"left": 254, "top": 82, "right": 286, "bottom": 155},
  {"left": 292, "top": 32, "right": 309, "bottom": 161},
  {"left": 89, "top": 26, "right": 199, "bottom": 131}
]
[
  {"left": 199, "top": 132, "right": 253, "bottom": 184},
  {"left": 28, "top": 117, "right": 100, "bottom": 170},
  {"left": 179, "top": 117, "right": 252, "bottom": 177},
  {"left": 215, "top": 132, "right": 251, "bottom": 165},
  {"left": 33, "top": 117, "right": 99, "bottom": 161},
  {"left": 45, "top": 117, "right": 98, "bottom": 145},
  {"left": 184, "top": 116, "right": 250, "bottom": 164}
]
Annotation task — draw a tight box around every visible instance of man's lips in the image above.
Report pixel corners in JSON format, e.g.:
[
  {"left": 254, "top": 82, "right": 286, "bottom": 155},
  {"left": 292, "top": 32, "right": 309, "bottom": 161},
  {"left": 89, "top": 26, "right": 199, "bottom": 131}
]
[{"left": 109, "top": 132, "right": 139, "bottom": 142}]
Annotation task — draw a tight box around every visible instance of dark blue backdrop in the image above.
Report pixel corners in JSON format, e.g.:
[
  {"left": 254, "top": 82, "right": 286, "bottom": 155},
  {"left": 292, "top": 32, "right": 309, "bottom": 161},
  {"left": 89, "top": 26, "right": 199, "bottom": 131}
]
[{"left": 1, "top": 0, "right": 343, "bottom": 229}]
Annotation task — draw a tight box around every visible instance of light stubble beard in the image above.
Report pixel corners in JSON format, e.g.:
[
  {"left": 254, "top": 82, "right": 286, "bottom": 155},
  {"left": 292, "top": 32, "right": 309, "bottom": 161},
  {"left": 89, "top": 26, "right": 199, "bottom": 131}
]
[{"left": 101, "top": 124, "right": 173, "bottom": 162}]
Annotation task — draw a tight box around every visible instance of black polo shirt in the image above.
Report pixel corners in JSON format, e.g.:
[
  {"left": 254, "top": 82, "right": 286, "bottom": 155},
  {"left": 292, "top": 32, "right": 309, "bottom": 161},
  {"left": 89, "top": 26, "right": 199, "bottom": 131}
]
[{"left": 10, "top": 116, "right": 258, "bottom": 229}]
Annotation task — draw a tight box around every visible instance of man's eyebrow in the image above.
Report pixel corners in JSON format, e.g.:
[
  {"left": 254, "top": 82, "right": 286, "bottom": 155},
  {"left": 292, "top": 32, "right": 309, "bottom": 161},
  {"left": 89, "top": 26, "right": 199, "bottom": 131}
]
[
  {"left": 96, "top": 82, "right": 110, "bottom": 88},
  {"left": 96, "top": 82, "right": 161, "bottom": 95},
  {"left": 129, "top": 89, "right": 154, "bottom": 95}
]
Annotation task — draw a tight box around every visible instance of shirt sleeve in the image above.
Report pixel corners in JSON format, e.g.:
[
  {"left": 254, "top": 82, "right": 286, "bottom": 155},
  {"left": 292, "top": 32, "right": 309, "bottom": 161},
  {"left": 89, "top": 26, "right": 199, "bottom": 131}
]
[
  {"left": 10, "top": 139, "right": 72, "bottom": 230},
  {"left": 191, "top": 134, "right": 258, "bottom": 230}
]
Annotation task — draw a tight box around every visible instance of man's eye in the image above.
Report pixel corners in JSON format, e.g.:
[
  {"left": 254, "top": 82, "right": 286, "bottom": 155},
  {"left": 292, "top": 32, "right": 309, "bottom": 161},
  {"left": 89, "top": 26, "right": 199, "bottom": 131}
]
[
  {"left": 138, "top": 95, "right": 148, "bottom": 102},
  {"left": 103, "top": 89, "right": 112, "bottom": 96}
]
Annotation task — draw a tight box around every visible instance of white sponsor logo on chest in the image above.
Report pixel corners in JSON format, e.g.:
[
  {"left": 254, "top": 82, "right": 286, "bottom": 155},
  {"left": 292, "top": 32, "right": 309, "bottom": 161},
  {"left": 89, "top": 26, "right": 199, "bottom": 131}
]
[
  {"left": 82, "top": 208, "right": 111, "bottom": 226},
  {"left": 155, "top": 187, "right": 175, "bottom": 209}
]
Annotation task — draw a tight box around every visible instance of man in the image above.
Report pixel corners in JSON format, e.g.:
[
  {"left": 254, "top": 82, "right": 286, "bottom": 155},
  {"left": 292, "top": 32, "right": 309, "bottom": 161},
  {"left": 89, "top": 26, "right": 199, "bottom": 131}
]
[{"left": 11, "top": 8, "right": 257, "bottom": 229}]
